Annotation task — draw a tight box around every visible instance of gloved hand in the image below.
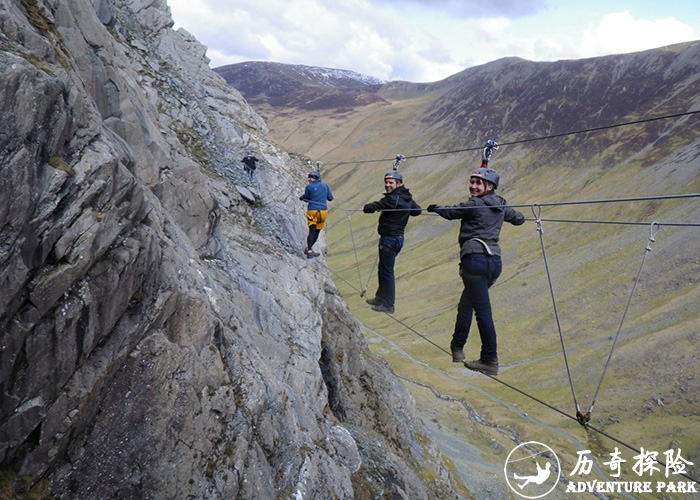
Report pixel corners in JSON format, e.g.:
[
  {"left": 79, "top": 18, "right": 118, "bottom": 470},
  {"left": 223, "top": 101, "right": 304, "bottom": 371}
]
[
  {"left": 299, "top": 195, "right": 305, "bottom": 201},
  {"left": 426, "top": 204, "right": 437, "bottom": 213},
  {"left": 363, "top": 205, "right": 374, "bottom": 213}
]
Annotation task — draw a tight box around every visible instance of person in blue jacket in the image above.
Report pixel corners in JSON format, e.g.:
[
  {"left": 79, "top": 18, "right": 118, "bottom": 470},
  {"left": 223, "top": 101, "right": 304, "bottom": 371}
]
[
  {"left": 363, "top": 170, "right": 421, "bottom": 314},
  {"left": 299, "top": 170, "right": 333, "bottom": 259},
  {"left": 427, "top": 167, "right": 525, "bottom": 375}
]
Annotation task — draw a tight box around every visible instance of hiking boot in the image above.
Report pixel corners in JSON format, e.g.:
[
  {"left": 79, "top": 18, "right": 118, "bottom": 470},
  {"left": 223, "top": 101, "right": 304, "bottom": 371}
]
[
  {"left": 464, "top": 359, "right": 499, "bottom": 376},
  {"left": 305, "top": 248, "right": 320, "bottom": 259},
  {"left": 451, "top": 349, "right": 465, "bottom": 363},
  {"left": 365, "top": 297, "right": 381, "bottom": 306},
  {"left": 371, "top": 304, "right": 394, "bottom": 314}
]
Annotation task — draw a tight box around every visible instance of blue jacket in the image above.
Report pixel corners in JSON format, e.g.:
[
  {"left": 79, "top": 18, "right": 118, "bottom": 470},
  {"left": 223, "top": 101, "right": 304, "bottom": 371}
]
[{"left": 300, "top": 180, "right": 333, "bottom": 210}]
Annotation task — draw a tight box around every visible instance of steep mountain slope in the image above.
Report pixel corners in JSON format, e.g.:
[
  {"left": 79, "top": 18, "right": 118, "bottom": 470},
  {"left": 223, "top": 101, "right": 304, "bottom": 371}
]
[
  {"left": 217, "top": 43, "right": 700, "bottom": 492},
  {"left": 0, "top": 1, "right": 461, "bottom": 498}
]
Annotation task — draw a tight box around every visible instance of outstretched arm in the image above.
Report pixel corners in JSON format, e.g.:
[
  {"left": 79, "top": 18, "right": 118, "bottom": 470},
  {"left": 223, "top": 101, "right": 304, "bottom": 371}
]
[
  {"left": 410, "top": 199, "right": 422, "bottom": 216},
  {"left": 427, "top": 201, "right": 473, "bottom": 220},
  {"left": 505, "top": 207, "right": 526, "bottom": 225}
]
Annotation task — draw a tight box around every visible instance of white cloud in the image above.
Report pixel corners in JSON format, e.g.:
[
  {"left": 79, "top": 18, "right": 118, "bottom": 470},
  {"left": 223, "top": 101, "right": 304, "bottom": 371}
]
[
  {"left": 455, "top": 11, "right": 699, "bottom": 68},
  {"left": 476, "top": 17, "right": 512, "bottom": 40},
  {"left": 580, "top": 11, "right": 697, "bottom": 57},
  {"left": 531, "top": 37, "right": 578, "bottom": 61},
  {"left": 369, "top": 0, "right": 544, "bottom": 18},
  {"left": 167, "top": 0, "right": 700, "bottom": 82}
]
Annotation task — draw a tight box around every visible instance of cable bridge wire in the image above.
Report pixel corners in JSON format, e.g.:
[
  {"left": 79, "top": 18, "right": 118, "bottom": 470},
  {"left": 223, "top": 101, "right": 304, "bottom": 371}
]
[
  {"left": 323, "top": 193, "right": 700, "bottom": 484},
  {"left": 328, "top": 199, "right": 379, "bottom": 296},
  {"left": 531, "top": 203, "right": 583, "bottom": 423},
  {"left": 587, "top": 222, "right": 661, "bottom": 421},
  {"left": 321, "top": 109, "right": 700, "bottom": 167}
]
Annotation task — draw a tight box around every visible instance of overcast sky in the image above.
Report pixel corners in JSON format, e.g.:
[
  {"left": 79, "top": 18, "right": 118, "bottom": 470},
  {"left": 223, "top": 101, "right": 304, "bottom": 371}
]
[{"left": 167, "top": 0, "right": 700, "bottom": 83}]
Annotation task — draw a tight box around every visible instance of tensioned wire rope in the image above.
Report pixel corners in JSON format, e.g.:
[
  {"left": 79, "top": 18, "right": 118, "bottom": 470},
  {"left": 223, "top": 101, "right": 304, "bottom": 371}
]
[
  {"left": 321, "top": 194, "right": 700, "bottom": 484},
  {"left": 320, "top": 109, "right": 700, "bottom": 167},
  {"left": 327, "top": 192, "right": 700, "bottom": 295},
  {"left": 327, "top": 193, "right": 700, "bottom": 303},
  {"left": 327, "top": 199, "right": 380, "bottom": 296},
  {"left": 328, "top": 193, "right": 700, "bottom": 307},
  {"left": 530, "top": 208, "right": 663, "bottom": 428},
  {"left": 332, "top": 192, "right": 700, "bottom": 214}
]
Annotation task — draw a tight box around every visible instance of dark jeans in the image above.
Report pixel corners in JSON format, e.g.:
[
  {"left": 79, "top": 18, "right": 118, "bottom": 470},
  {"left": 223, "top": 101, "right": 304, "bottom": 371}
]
[
  {"left": 450, "top": 253, "right": 502, "bottom": 362},
  {"left": 375, "top": 236, "right": 404, "bottom": 307}
]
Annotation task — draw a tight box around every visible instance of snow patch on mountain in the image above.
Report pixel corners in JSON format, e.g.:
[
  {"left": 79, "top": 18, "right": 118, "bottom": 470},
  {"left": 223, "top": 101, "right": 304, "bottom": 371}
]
[{"left": 289, "top": 64, "right": 386, "bottom": 87}]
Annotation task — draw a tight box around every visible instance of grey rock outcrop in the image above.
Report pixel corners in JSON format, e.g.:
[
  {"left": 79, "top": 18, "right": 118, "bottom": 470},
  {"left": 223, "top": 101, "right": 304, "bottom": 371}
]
[{"left": 0, "top": 0, "right": 459, "bottom": 498}]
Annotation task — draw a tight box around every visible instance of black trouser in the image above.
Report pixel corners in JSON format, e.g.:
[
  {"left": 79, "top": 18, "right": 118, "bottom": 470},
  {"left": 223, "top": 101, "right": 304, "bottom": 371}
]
[{"left": 307, "top": 226, "right": 320, "bottom": 249}]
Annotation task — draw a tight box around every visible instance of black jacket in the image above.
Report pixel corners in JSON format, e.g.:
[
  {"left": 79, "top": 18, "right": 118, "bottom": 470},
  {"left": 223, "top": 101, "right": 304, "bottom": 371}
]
[
  {"left": 241, "top": 155, "right": 258, "bottom": 169},
  {"left": 363, "top": 186, "right": 421, "bottom": 237},
  {"left": 432, "top": 193, "right": 524, "bottom": 257}
]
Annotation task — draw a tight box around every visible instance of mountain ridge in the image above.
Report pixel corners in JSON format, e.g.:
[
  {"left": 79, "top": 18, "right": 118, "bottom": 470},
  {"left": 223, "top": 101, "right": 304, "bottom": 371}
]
[
  {"left": 214, "top": 61, "right": 388, "bottom": 111},
  {"left": 214, "top": 41, "right": 700, "bottom": 171}
]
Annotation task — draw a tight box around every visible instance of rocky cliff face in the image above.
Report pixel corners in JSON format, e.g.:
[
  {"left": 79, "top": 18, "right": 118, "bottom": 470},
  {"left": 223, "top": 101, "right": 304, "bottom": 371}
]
[{"left": 0, "top": 1, "right": 457, "bottom": 498}]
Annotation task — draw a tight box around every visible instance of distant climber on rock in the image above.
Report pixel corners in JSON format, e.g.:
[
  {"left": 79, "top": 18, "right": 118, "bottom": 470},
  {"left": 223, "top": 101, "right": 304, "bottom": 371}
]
[
  {"left": 241, "top": 151, "right": 259, "bottom": 183},
  {"left": 299, "top": 170, "right": 333, "bottom": 259}
]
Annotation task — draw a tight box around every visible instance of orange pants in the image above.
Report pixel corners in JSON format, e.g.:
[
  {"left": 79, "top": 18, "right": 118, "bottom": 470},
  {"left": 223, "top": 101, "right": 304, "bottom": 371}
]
[{"left": 306, "top": 210, "right": 328, "bottom": 229}]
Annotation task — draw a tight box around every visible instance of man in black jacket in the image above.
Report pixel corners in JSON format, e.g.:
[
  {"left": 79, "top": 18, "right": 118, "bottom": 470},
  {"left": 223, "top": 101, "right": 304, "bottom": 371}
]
[
  {"left": 363, "top": 170, "right": 422, "bottom": 313},
  {"left": 241, "top": 151, "right": 258, "bottom": 183}
]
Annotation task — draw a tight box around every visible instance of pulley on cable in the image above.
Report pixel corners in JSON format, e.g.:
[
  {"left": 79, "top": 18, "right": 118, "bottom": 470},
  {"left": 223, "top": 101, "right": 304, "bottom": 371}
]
[
  {"left": 393, "top": 154, "right": 405, "bottom": 170},
  {"left": 306, "top": 160, "right": 323, "bottom": 175},
  {"left": 481, "top": 139, "right": 499, "bottom": 167}
]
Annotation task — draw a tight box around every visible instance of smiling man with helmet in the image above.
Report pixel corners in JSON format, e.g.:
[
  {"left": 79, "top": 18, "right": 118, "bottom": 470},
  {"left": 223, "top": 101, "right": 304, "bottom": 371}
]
[{"left": 363, "top": 168, "right": 422, "bottom": 314}]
